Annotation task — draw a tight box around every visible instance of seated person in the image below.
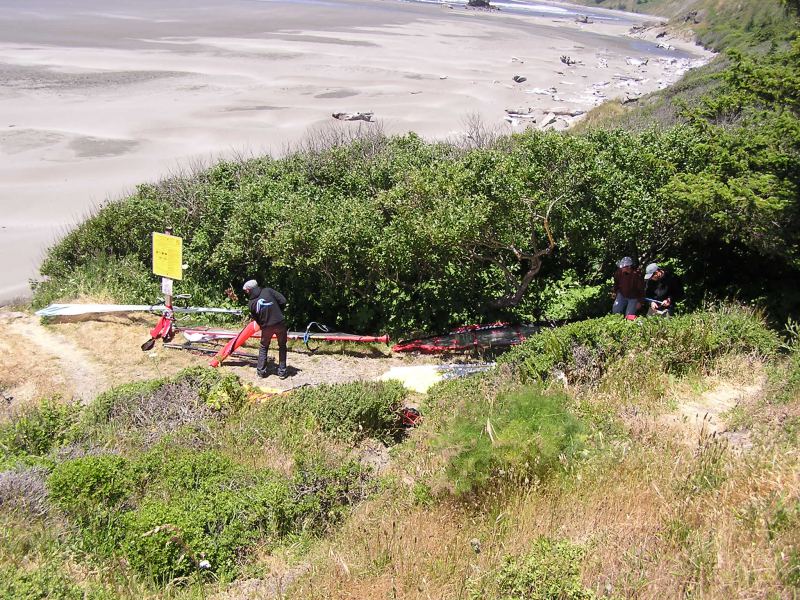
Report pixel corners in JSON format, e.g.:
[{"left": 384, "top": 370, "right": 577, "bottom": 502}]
[
  {"left": 611, "top": 256, "right": 644, "bottom": 317},
  {"left": 643, "top": 263, "right": 683, "bottom": 316}
]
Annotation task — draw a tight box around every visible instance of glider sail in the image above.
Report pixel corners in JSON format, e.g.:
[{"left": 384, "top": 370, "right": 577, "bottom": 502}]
[
  {"left": 391, "top": 322, "right": 539, "bottom": 354},
  {"left": 209, "top": 321, "right": 261, "bottom": 367},
  {"left": 205, "top": 323, "right": 391, "bottom": 367}
]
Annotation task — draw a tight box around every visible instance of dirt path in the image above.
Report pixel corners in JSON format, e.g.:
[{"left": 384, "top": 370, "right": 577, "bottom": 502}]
[
  {"left": 660, "top": 378, "right": 765, "bottom": 451},
  {"left": 12, "top": 312, "right": 444, "bottom": 396},
  {"left": 1, "top": 311, "right": 108, "bottom": 404},
  {"left": 1, "top": 309, "right": 463, "bottom": 415}
]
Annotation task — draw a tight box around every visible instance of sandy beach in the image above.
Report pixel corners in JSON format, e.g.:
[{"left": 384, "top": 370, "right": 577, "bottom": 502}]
[{"left": 0, "top": 0, "right": 712, "bottom": 304}]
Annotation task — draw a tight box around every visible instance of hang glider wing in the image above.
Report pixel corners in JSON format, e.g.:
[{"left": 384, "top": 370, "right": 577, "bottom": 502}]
[
  {"left": 35, "top": 303, "right": 241, "bottom": 318},
  {"left": 391, "top": 322, "right": 539, "bottom": 353}
]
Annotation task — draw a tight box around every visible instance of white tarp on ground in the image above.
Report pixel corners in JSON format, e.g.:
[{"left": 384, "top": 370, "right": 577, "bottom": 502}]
[
  {"left": 379, "top": 363, "right": 494, "bottom": 394},
  {"left": 379, "top": 365, "right": 444, "bottom": 394}
]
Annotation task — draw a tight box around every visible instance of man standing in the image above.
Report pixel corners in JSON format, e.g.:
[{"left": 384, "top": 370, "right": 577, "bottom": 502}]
[
  {"left": 243, "top": 279, "right": 289, "bottom": 379},
  {"left": 643, "top": 263, "right": 683, "bottom": 317}
]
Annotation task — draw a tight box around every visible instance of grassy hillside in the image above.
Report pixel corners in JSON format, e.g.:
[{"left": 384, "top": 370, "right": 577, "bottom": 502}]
[
  {"left": 577, "top": 0, "right": 795, "bottom": 51},
  {"left": 573, "top": 0, "right": 695, "bottom": 18},
  {"left": 574, "top": 0, "right": 798, "bottom": 130},
  {"left": 3, "top": 0, "right": 800, "bottom": 598},
  {"left": 3, "top": 307, "right": 799, "bottom": 598}
]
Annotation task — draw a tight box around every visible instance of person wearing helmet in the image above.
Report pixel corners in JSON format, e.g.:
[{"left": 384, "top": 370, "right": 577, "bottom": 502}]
[
  {"left": 611, "top": 256, "right": 644, "bottom": 316},
  {"left": 643, "top": 263, "right": 683, "bottom": 317},
  {"left": 242, "top": 279, "right": 289, "bottom": 379}
]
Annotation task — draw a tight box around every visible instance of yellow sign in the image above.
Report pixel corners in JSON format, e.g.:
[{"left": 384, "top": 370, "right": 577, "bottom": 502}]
[{"left": 152, "top": 232, "right": 183, "bottom": 280}]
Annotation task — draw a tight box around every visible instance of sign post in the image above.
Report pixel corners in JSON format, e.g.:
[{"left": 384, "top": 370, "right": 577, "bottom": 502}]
[{"left": 152, "top": 229, "right": 183, "bottom": 308}]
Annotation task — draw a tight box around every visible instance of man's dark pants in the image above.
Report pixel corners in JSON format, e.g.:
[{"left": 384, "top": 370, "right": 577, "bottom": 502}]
[{"left": 257, "top": 321, "right": 288, "bottom": 376}]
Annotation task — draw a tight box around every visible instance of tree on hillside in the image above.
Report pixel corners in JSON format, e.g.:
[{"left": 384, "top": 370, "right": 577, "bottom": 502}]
[{"left": 471, "top": 198, "right": 557, "bottom": 309}]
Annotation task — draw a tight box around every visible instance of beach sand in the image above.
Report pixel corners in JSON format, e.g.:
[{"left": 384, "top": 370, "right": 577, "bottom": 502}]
[{"left": 0, "top": 0, "right": 712, "bottom": 304}]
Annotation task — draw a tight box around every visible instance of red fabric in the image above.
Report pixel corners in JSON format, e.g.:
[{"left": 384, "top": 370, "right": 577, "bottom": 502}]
[
  {"left": 392, "top": 323, "right": 536, "bottom": 353},
  {"left": 210, "top": 321, "right": 260, "bottom": 367}
]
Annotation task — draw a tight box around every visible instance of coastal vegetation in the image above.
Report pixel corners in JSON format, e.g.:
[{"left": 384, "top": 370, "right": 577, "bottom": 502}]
[
  {"left": 3, "top": 0, "right": 800, "bottom": 598},
  {"left": 2, "top": 306, "right": 798, "bottom": 597},
  {"left": 32, "top": 0, "right": 799, "bottom": 335}
]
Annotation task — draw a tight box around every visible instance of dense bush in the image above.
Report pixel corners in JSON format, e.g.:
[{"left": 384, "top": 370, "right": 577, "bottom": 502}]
[
  {"left": 121, "top": 457, "right": 370, "bottom": 583},
  {"left": 44, "top": 444, "right": 371, "bottom": 584},
  {"left": 471, "top": 537, "right": 596, "bottom": 600},
  {"left": 134, "top": 446, "right": 245, "bottom": 492},
  {"left": 34, "top": 40, "right": 800, "bottom": 334},
  {"left": 500, "top": 307, "right": 780, "bottom": 384},
  {"left": 0, "top": 400, "right": 79, "bottom": 467},
  {"left": 275, "top": 380, "right": 407, "bottom": 444},
  {"left": 48, "top": 455, "right": 134, "bottom": 519},
  {"left": 435, "top": 385, "right": 586, "bottom": 495},
  {"left": 122, "top": 480, "right": 284, "bottom": 582}
]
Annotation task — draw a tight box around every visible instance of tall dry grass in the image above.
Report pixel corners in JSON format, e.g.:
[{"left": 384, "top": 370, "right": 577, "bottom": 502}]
[{"left": 286, "top": 357, "right": 800, "bottom": 599}]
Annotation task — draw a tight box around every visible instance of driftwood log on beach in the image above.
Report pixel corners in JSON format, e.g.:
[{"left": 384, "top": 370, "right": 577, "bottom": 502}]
[
  {"left": 332, "top": 112, "right": 374, "bottom": 122},
  {"left": 504, "top": 107, "right": 537, "bottom": 126}
]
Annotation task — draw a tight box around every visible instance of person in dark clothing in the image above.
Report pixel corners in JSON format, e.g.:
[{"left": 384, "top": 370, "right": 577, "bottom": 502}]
[
  {"left": 243, "top": 279, "right": 289, "bottom": 379},
  {"left": 611, "top": 256, "right": 644, "bottom": 316},
  {"left": 643, "top": 263, "right": 683, "bottom": 317}
]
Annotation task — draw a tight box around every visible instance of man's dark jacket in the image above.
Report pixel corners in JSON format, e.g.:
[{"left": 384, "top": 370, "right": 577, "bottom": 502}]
[
  {"left": 247, "top": 286, "right": 287, "bottom": 327},
  {"left": 645, "top": 270, "right": 684, "bottom": 304}
]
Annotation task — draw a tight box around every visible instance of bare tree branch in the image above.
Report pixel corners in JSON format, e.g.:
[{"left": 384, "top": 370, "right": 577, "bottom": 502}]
[{"left": 488, "top": 207, "right": 556, "bottom": 308}]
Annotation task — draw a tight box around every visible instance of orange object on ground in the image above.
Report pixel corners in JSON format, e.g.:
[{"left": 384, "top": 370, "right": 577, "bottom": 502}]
[{"left": 210, "top": 321, "right": 261, "bottom": 367}]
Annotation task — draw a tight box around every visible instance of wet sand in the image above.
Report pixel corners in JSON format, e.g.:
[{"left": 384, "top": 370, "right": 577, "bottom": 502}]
[{"left": 0, "top": 0, "right": 712, "bottom": 304}]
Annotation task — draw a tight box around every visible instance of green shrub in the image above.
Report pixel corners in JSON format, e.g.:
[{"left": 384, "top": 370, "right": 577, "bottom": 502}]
[
  {"left": 0, "top": 563, "right": 111, "bottom": 600},
  {"left": 121, "top": 459, "right": 369, "bottom": 583},
  {"left": 48, "top": 455, "right": 134, "bottom": 519},
  {"left": 44, "top": 443, "right": 371, "bottom": 584},
  {"left": 122, "top": 488, "right": 260, "bottom": 583},
  {"left": 48, "top": 454, "right": 135, "bottom": 554},
  {"left": 439, "top": 386, "right": 586, "bottom": 495},
  {"left": 276, "top": 380, "right": 407, "bottom": 444},
  {"left": 501, "top": 307, "right": 779, "bottom": 384},
  {"left": 472, "top": 537, "right": 596, "bottom": 600},
  {"left": 0, "top": 399, "right": 79, "bottom": 460},
  {"left": 134, "top": 446, "right": 244, "bottom": 493}
]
